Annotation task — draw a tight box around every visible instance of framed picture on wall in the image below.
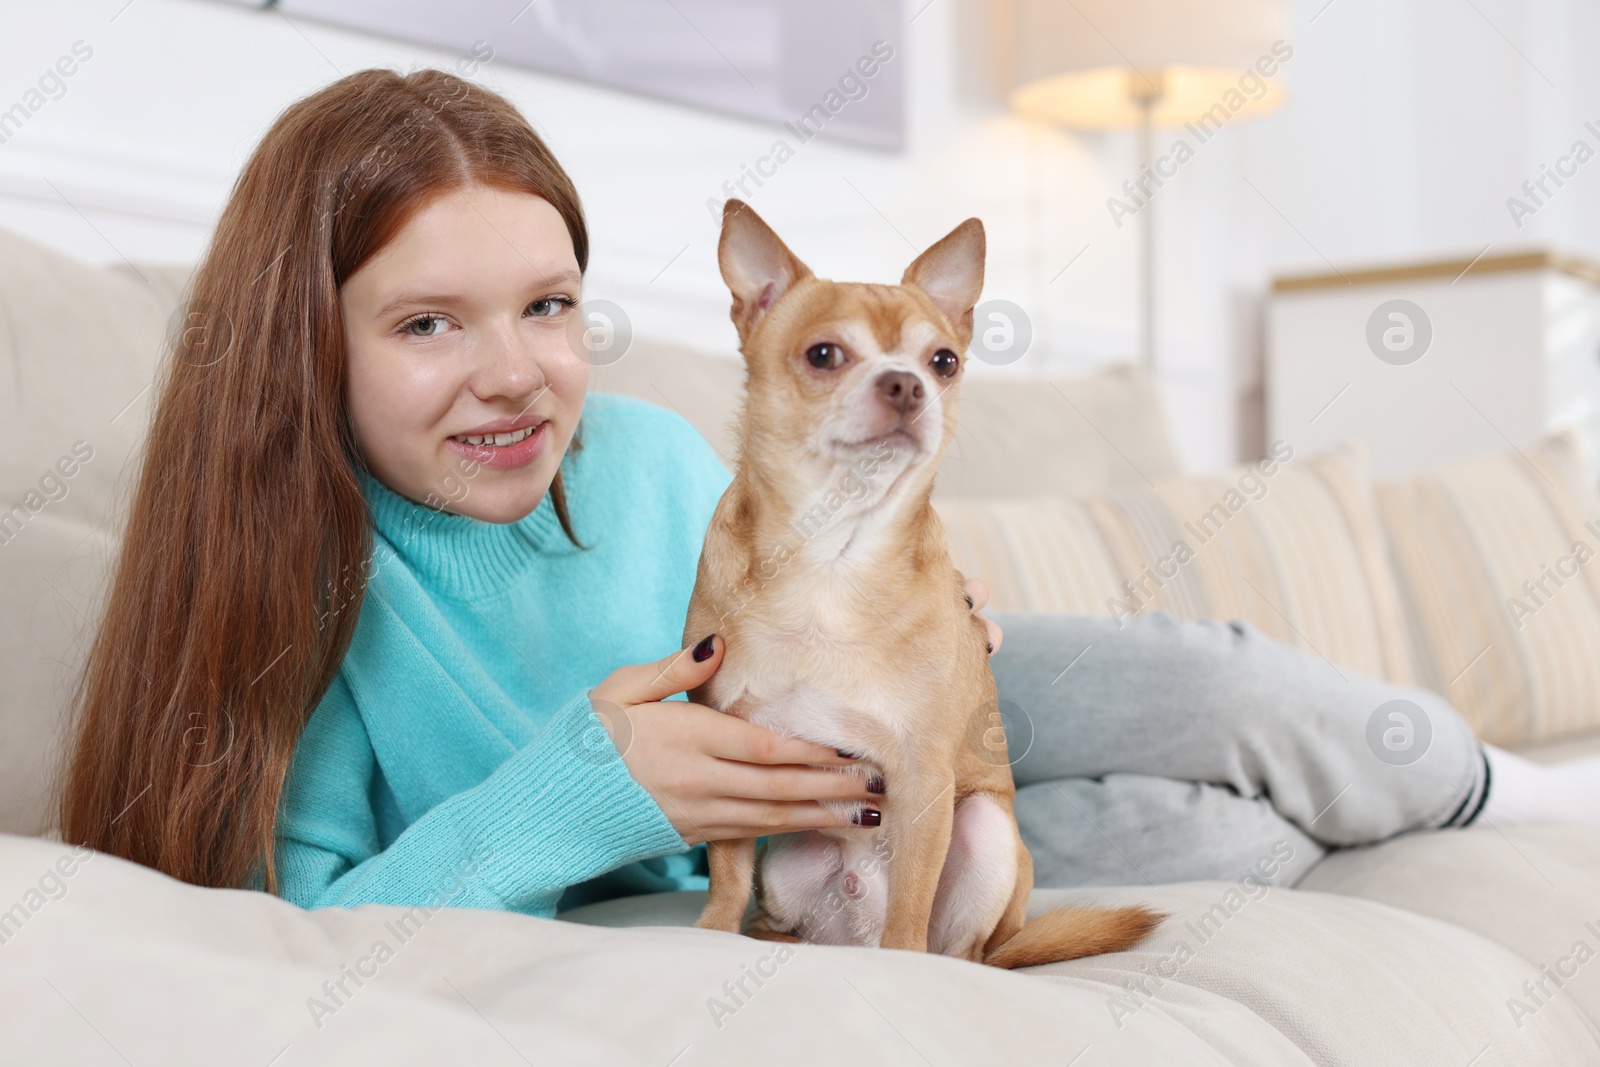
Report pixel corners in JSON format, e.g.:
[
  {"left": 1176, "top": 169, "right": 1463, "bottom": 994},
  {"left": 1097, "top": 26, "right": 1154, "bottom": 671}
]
[{"left": 262, "top": 0, "right": 906, "bottom": 148}]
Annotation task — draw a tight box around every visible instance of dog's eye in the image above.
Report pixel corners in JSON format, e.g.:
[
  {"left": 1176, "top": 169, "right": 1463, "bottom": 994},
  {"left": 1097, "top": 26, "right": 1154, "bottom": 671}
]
[
  {"left": 931, "top": 348, "right": 960, "bottom": 378},
  {"left": 806, "top": 343, "right": 845, "bottom": 370}
]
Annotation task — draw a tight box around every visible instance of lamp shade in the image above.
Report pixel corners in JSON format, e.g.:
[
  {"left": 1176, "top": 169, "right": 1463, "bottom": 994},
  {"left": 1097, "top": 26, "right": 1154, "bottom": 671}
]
[{"left": 1008, "top": 0, "right": 1287, "bottom": 129}]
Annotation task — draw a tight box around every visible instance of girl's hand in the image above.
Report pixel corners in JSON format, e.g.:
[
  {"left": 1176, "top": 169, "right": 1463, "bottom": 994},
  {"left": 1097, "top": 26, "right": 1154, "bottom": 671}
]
[
  {"left": 964, "top": 576, "right": 1003, "bottom": 657},
  {"left": 588, "top": 636, "right": 882, "bottom": 847}
]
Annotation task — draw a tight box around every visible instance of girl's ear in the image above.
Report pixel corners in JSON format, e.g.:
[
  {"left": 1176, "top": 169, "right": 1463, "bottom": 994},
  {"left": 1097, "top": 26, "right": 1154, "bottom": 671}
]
[
  {"left": 718, "top": 199, "right": 812, "bottom": 345},
  {"left": 901, "top": 218, "right": 985, "bottom": 337}
]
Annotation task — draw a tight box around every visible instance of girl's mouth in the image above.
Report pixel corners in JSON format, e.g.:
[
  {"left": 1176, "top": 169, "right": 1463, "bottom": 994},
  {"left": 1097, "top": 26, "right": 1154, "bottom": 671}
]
[
  {"left": 452, "top": 424, "right": 537, "bottom": 448},
  {"left": 446, "top": 419, "right": 549, "bottom": 470}
]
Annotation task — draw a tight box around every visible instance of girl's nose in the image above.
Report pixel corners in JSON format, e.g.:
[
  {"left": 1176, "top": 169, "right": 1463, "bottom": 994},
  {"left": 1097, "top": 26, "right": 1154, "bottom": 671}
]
[{"left": 471, "top": 324, "right": 546, "bottom": 403}]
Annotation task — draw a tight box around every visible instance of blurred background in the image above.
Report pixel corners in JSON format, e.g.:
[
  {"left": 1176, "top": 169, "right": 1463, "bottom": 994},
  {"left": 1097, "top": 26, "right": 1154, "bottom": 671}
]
[{"left": 5, "top": 0, "right": 1600, "bottom": 474}]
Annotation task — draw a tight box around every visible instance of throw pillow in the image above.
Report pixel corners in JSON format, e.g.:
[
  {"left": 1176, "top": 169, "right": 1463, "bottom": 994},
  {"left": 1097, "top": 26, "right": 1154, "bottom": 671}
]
[
  {"left": 1374, "top": 431, "right": 1600, "bottom": 745},
  {"left": 932, "top": 439, "right": 1416, "bottom": 687}
]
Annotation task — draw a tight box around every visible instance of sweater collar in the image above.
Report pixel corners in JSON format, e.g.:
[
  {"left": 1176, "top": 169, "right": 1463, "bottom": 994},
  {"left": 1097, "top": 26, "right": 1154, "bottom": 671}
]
[{"left": 356, "top": 462, "right": 572, "bottom": 600}]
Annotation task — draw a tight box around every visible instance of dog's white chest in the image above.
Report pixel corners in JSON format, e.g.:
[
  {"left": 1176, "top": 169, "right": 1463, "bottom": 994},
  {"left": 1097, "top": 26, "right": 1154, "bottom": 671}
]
[
  {"left": 710, "top": 641, "right": 908, "bottom": 764},
  {"left": 745, "top": 683, "right": 860, "bottom": 747}
]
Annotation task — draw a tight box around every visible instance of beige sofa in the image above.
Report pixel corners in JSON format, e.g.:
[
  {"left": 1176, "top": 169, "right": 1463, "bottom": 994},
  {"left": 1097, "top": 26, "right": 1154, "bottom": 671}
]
[{"left": 2, "top": 229, "right": 1598, "bottom": 1064}]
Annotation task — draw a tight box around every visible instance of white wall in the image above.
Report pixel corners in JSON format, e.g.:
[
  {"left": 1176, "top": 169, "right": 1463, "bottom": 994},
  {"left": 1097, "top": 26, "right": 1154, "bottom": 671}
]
[{"left": 5, "top": 0, "right": 1599, "bottom": 472}]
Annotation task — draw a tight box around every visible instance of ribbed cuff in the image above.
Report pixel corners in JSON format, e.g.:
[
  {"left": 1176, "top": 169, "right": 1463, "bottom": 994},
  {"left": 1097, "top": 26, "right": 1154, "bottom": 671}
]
[
  {"left": 447, "top": 689, "right": 690, "bottom": 915},
  {"left": 1439, "top": 744, "right": 1493, "bottom": 829}
]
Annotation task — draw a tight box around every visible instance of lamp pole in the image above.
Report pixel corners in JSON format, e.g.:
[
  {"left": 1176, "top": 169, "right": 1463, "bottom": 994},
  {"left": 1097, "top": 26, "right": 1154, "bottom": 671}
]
[{"left": 1131, "top": 74, "right": 1162, "bottom": 375}]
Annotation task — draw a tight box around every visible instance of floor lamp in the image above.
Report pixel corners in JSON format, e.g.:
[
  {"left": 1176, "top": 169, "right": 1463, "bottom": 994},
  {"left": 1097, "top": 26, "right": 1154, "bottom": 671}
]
[{"left": 1006, "top": 0, "right": 1285, "bottom": 374}]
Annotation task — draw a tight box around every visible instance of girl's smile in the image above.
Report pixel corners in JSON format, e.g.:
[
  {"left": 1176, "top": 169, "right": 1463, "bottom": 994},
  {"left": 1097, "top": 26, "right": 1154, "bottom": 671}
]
[{"left": 445, "top": 416, "right": 551, "bottom": 470}]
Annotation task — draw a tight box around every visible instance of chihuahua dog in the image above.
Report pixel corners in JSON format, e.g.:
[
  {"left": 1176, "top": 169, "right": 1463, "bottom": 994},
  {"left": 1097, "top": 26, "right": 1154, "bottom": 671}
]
[{"left": 683, "top": 200, "right": 1164, "bottom": 968}]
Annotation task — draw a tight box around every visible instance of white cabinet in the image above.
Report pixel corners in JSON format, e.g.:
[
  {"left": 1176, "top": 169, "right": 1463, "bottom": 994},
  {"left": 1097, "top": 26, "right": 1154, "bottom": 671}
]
[{"left": 1267, "top": 252, "right": 1600, "bottom": 480}]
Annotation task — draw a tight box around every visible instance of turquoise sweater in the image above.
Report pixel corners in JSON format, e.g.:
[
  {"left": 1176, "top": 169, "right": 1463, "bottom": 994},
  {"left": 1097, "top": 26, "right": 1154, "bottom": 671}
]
[{"left": 272, "top": 392, "right": 733, "bottom": 917}]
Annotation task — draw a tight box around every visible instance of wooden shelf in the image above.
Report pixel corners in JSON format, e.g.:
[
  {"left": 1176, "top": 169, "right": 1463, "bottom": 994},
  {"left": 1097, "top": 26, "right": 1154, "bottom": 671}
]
[{"left": 1272, "top": 249, "right": 1600, "bottom": 293}]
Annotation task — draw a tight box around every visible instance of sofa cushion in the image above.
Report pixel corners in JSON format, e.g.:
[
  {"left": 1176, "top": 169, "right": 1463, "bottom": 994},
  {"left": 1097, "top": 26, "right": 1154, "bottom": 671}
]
[
  {"left": 0, "top": 232, "right": 184, "bottom": 839},
  {"left": 930, "top": 365, "right": 1182, "bottom": 499},
  {"left": 567, "top": 827, "right": 1600, "bottom": 1060},
  {"left": 0, "top": 832, "right": 1266, "bottom": 1066},
  {"left": 4, "top": 829, "right": 1597, "bottom": 1065},
  {"left": 1374, "top": 431, "right": 1600, "bottom": 745},
  {"left": 1516, "top": 731, "right": 1600, "bottom": 763},
  {"left": 1299, "top": 824, "right": 1600, "bottom": 1033},
  {"left": 933, "top": 440, "right": 1416, "bottom": 685}
]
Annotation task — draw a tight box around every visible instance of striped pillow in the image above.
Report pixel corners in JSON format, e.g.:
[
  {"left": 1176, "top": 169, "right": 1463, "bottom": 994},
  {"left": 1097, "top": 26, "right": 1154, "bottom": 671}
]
[
  {"left": 1374, "top": 431, "right": 1600, "bottom": 745},
  {"left": 932, "top": 440, "right": 1416, "bottom": 687}
]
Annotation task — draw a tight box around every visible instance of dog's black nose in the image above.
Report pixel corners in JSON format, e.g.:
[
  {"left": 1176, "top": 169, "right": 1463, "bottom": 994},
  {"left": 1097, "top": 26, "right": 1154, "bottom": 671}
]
[{"left": 875, "top": 370, "right": 925, "bottom": 415}]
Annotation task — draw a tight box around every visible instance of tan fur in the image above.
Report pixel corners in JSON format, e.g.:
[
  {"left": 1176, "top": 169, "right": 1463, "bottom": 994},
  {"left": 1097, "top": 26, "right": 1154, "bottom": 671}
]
[
  {"left": 686, "top": 199, "right": 1165, "bottom": 968},
  {"left": 982, "top": 905, "right": 1168, "bottom": 970}
]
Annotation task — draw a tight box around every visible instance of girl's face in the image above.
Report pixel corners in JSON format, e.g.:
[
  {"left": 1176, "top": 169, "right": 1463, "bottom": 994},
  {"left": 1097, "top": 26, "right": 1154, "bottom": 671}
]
[{"left": 340, "top": 184, "right": 589, "bottom": 524}]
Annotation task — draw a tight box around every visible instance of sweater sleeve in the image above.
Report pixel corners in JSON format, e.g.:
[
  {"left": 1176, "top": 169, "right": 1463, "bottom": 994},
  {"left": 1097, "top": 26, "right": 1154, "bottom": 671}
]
[{"left": 274, "top": 672, "right": 690, "bottom": 918}]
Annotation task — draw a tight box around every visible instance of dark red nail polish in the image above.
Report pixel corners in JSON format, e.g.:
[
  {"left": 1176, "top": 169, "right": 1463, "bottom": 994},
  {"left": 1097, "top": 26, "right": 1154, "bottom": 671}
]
[
  {"left": 986, "top": 642, "right": 994, "bottom": 654},
  {"left": 965, "top": 594, "right": 974, "bottom": 608},
  {"left": 866, "top": 776, "right": 885, "bottom": 795},
  {"left": 837, "top": 748, "right": 858, "bottom": 759},
  {"left": 692, "top": 634, "right": 717, "bottom": 662},
  {"left": 853, "top": 807, "right": 882, "bottom": 827}
]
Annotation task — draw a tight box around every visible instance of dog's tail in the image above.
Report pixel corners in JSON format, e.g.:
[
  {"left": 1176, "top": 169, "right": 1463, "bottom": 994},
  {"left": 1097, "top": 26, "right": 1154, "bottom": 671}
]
[{"left": 982, "top": 905, "right": 1165, "bottom": 970}]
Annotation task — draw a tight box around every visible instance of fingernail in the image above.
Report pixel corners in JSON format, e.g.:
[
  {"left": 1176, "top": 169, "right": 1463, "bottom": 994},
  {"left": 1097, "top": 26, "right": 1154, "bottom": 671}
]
[
  {"left": 866, "top": 775, "right": 885, "bottom": 795},
  {"left": 965, "top": 594, "right": 974, "bottom": 608},
  {"left": 986, "top": 642, "right": 994, "bottom": 654},
  {"left": 853, "top": 807, "right": 882, "bottom": 827},
  {"left": 837, "top": 748, "right": 858, "bottom": 759},
  {"left": 692, "top": 634, "right": 717, "bottom": 662}
]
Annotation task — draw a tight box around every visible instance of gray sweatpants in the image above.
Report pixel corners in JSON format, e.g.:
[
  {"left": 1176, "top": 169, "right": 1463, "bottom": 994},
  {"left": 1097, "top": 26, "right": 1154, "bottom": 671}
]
[{"left": 988, "top": 611, "right": 1491, "bottom": 889}]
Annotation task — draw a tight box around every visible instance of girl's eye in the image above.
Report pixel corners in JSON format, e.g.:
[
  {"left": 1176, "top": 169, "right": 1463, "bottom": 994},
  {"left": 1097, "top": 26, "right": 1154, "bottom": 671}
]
[
  {"left": 806, "top": 343, "right": 845, "bottom": 370},
  {"left": 401, "top": 315, "right": 448, "bottom": 337},
  {"left": 527, "top": 296, "right": 577, "bottom": 318}
]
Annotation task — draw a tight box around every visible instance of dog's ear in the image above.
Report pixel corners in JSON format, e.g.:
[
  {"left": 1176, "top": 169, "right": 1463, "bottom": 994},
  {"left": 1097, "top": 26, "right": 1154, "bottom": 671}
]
[
  {"left": 719, "top": 199, "right": 812, "bottom": 344},
  {"left": 901, "top": 218, "right": 985, "bottom": 337}
]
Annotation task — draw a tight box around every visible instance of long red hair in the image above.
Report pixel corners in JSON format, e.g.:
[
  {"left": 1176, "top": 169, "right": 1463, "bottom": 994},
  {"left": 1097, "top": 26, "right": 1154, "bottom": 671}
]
[{"left": 56, "top": 69, "right": 589, "bottom": 893}]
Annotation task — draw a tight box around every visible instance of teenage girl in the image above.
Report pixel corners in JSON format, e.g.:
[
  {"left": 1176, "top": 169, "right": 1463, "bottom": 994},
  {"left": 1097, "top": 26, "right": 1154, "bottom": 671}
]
[{"left": 56, "top": 70, "right": 1599, "bottom": 917}]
